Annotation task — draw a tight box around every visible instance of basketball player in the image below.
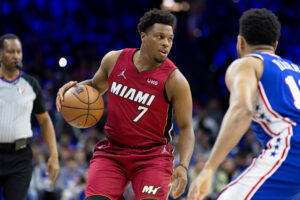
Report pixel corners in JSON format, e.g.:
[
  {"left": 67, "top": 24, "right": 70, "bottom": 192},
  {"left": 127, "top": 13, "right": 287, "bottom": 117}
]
[
  {"left": 56, "top": 9, "right": 195, "bottom": 200},
  {"left": 0, "top": 34, "right": 59, "bottom": 200},
  {"left": 187, "top": 8, "right": 300, "bottom": 200}
]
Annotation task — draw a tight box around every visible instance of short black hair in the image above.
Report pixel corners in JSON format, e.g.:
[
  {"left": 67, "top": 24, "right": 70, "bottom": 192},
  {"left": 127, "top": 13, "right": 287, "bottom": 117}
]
[
  {"left": 239, "top": 8, "right": 281, "bottom": 46},
  {"left": 0, "top": 33, "right": 21, "bottom": 51},
  {"left": 137, "top": 8, "right": 175, "bottom": 34}
]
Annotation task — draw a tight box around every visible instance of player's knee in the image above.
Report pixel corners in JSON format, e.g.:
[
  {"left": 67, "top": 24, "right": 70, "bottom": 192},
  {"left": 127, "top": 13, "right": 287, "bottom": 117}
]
[{"left": 86, "top": 194, "right": 111, "bottom": 200}]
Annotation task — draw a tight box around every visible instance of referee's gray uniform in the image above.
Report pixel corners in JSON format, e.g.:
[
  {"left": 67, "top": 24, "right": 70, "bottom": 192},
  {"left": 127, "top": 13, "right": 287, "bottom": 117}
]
[{"left": 0, "top": 72, "right": 46, "bottom": 200}]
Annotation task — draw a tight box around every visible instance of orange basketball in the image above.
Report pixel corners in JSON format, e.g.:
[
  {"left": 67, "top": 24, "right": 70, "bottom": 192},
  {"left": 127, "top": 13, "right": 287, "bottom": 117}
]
[{"left": 61, "top": 85, "right": 104, "bottom": 128}]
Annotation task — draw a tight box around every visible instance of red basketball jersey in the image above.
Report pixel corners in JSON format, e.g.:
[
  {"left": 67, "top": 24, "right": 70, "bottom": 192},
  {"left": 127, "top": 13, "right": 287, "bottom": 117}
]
[{"left": 104, "top": 48, "right": 177, "bottom": 148}]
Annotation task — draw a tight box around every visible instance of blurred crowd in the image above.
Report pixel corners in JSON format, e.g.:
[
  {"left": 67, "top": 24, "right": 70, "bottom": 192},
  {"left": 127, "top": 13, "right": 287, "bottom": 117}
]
[{"left": 1, "top": 0, "right": 300, "bottom": 199}]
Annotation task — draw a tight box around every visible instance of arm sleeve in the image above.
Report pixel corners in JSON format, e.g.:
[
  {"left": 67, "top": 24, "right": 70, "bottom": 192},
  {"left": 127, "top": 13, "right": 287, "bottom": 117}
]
[{"left": 22, "top": 73, "right": 47, "bottom": 114}]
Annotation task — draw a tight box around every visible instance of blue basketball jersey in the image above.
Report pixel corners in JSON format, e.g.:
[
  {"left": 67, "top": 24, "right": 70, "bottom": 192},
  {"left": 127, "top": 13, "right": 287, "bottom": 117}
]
[
  {"left": 248, "top": 52, "right": 300, "bottom": 147},
  {"left": 218, "top": 52, "right": 300, "bottom": 200}
]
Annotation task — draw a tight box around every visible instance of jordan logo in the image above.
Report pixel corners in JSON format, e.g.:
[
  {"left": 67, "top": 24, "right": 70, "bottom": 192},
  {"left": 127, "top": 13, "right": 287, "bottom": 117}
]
[
  {"left": 118, "top": 69, "right": 126, "bottom": 79},
  {"left": 161, "top": 145, "right": 169, "bottom": 154}
]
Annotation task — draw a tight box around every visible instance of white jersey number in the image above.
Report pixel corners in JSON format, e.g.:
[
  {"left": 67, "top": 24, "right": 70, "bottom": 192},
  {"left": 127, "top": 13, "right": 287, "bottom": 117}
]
[
  {"left": 133, "top": 106, "right": 148, "bottom": 122},
  {"left": 285, "top": 75, "right": 300, "bottom": 109}
]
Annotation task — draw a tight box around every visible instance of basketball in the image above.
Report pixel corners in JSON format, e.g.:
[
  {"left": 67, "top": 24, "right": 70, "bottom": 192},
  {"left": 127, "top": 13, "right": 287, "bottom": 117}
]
[{"left": 61, "top": 85, "right": 104, "bottom": 128}]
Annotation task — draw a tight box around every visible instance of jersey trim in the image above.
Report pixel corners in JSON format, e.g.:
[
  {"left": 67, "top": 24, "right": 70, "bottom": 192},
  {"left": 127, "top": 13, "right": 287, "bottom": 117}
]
[
  {"left": 163, "top": 104, "right": 174, "bottom": 144},
  {"left": 245, "top": 52, "right": 281, "bottom": 60},
  {"left": 216, "top": 155, "right": 259, "bottom": 199},
  {"left": 163, "top": 87, "right": 171, "bottom": 104},
  {"left": 245, "top": 53, "right": 264, "bottom": 60},
  {"left": 163, "top": 68, "right": 177, "bottom": 104},
  {"left": 258, "top": 82, "right": 296, "bottom": 126},
  {"left": 0, "top": 71, "right": 23, "bottom": 83},
  {"left": 245, "top": 127, "right": 292, "bottom": 199},
  {"left": 217, "top": 127, "right": 292, "bottom": 200},
  {"left": 252, "top": 116, "right": 280, "bottom": 136}
]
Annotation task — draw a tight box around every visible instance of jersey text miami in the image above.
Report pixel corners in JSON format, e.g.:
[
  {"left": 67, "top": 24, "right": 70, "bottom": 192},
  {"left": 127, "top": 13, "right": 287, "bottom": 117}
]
[{"left": 104, "top": 48, "right": 177, "bottom": 148}]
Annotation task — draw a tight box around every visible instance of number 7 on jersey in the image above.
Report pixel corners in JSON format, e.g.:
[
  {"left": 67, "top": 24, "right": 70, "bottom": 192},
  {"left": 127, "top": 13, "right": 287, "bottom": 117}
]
[{"left": 133, "top": 106, "right": 149, "bottom": 122}]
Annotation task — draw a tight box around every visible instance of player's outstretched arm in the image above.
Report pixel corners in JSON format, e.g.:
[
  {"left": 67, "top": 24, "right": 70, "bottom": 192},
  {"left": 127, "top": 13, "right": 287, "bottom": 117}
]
[
  {"left": 187, "top": 57, "right": 263, "bottom": 200},
  {"left": 56, "top": 50, "right": 122, "bottom": 111},
  {"left": 166, "top": 70, "right": 195, "bottom": 199}
]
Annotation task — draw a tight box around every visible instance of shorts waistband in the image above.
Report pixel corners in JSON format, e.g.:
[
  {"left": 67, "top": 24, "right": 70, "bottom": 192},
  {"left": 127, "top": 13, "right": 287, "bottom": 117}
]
[{"left": 0, "top": 138, "right": 30, "bottom": 153}]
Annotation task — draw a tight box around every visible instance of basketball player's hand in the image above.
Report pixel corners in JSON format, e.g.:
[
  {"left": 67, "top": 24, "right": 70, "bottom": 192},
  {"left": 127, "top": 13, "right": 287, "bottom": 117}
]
[
  {"left": 187, "top": 168, "right": 213, "bottom": 200},
  {"left": 170, "top": 165, "right": 188, "bottom": 199},
  {"left": 46, "top": 155, "right": 60, "bottom": 184},
  {"left": 56, "top": 81, "right": 78, "bottom": 111}
]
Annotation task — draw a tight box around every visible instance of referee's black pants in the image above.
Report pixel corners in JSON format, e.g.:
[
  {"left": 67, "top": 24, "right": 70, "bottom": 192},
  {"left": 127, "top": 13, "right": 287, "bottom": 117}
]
[{"left": 0, "top": 146, "right": 33, "bottom": 200}]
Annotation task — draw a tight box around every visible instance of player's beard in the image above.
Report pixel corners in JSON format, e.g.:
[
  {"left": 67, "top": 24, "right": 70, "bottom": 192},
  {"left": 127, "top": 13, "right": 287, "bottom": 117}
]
[
  {"left": 154, "top": 55, "right": 166, "bottom": 63},
  {"left": 1, "top": 62, "right": 18, "bottom": 72}
]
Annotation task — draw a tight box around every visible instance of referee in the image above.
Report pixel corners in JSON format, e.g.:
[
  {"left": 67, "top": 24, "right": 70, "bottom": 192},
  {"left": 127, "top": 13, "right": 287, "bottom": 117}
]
[{"left": 0, "top": 34, "right": 59, "bottom": 200}]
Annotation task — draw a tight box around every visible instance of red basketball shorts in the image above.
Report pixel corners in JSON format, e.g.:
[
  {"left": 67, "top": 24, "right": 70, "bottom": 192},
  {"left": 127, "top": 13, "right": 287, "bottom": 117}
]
[{"left": 85, "top": 141, "right": 174, "bottom": 200}]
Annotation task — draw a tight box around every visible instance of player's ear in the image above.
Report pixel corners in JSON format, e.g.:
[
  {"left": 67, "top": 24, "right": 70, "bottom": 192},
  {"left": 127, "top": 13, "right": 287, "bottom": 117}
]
[
  {"left": 140, "top": 32, "right": 147, "bottom": 41},
  {"left": 236, "top": 35, "right": 242, "bottom": 54},
  {"left": 274, "top": 41, "right": 278, "bottom": 51},
  {"left": 238, "top": 35, "right": 247, "bottom": 51}
]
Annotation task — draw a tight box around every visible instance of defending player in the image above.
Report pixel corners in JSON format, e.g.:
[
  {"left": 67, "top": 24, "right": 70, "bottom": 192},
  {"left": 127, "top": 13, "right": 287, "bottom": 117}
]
[
  {"left": 188, "top": 8, "right": 300, "bottom": 200},
  {"left": 56, "top": 9, "right": 195, "bottom": 200}
]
